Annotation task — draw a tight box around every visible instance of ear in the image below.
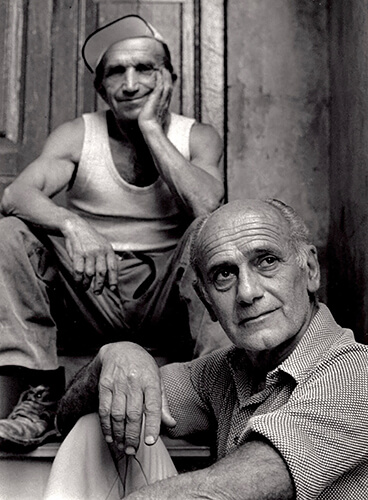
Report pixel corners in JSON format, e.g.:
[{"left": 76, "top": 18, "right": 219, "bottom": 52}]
[
  {"left": 193, "top": 279, "right": 218, "bottom": 323},
  {"left": 306, "top": 245, "right": 320, "bottom": 294}
]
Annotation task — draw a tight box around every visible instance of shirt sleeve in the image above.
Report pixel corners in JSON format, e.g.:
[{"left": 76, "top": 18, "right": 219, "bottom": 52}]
[
  {"left": 160, "top": 356, "right": 217, "bottom": 439},
  {"left": 246, "top": 346, "right": 368, "bottom": 500}
]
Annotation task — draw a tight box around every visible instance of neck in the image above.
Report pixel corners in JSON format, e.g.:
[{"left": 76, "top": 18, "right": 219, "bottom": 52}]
[{"left": 107, "top": 111, "right": 141, "bottom": 141}]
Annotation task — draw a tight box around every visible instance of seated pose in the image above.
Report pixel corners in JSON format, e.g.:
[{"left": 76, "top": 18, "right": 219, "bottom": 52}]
[
  {"left": 0, "top": 14, "right": 227, "bottom": 451},
  {"left": 48, "top": 199, "right": 368, "bottom": 499}
]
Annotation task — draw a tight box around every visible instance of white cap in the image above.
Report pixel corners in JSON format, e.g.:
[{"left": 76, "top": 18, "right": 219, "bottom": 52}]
[{"left": 82, "top": 14, "right": 168, "bottom": 73}]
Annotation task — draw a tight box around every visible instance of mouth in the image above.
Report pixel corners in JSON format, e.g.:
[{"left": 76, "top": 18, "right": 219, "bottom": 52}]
[
  {"left": 238, "top": 308, "right": 278, "bottom": 326},
  {"left": 119, "top": 92, "right": 151, "bottom": 103}
]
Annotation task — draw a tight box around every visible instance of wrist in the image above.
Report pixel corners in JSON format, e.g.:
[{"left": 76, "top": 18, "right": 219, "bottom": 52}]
[
  {"left": 138, "top": 117, "right": 163, "bottom": 135},
  {"left": 60, "top": 213, "right": 83, "bottom": 237}
]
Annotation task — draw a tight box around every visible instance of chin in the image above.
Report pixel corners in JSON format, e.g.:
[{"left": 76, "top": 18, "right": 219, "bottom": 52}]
[{"left": 232, "top": 330, "right": 283, "bottom": 352}]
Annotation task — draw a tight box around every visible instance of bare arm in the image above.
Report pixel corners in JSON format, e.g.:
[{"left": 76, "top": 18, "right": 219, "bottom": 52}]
[
  {"left": 0, "top": 118, "right": 117, "bottom": 293},
  {"left": 0, "top": 118, "right": 83, "bottom": 230},
  {"left": 138, "top": 70, "right": 224, "bottom": 219},
  {"left": 125, "top": 439, "right": 295, "bottom": 500}
]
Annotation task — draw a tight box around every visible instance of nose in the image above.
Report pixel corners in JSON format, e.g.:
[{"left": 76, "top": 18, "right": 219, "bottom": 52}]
[
  {"left": 122, "top": 68, "right": 139, "bottom": 93},
  {"left": 236, "top": 266, "right": 264, "bottom": 305}
]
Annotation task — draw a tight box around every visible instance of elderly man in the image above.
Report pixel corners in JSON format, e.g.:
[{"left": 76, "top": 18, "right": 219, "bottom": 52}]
[
  {"left": 0, "top": 14, "right": 226, "bottom": 450},
  {"left": 47, "top": 199, "right": 368, "bottom": 499}
]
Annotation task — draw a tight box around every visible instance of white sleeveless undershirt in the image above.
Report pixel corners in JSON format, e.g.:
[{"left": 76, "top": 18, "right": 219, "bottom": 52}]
[{"left": 66, "top": 111, "right": 195, "bottom": 252}]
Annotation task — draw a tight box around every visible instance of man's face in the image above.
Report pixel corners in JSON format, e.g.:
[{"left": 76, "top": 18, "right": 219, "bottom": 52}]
[
  {"left": 196, "top": 201, "right": 320, "bottom": 355},
  {"left": 100, "top": 37, "right": 168, "bottom": 121}
]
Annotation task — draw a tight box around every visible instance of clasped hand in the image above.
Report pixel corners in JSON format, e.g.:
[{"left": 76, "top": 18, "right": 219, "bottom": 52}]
[{"left": 97, "top": 342, "right": 176, "bottom": 454}]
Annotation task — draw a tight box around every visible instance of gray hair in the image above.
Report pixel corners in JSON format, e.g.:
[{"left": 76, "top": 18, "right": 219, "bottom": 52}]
[
  {"left": 265, "top": 198, "right": 312, "bottom": 269},
  {"left": 189, "top": 214, "right": 210, "bottom": 283}
]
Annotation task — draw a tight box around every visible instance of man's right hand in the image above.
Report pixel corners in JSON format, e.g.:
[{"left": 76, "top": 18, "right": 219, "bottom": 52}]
[
  {"left": 97, "top": 342, "right": 176, "bottom": 454},
  {"left": 62, "top": 216, "right": 118, "bottom": 294}
]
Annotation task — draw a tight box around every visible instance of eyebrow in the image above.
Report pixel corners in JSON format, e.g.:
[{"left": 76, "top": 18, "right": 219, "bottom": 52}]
[{"left": 205, "top": 246, "right": 286, "bottom": 274}]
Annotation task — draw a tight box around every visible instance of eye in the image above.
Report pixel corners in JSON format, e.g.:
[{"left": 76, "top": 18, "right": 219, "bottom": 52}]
[
  {"left": 213, "top": 266, "right": 237, "bottom": 291},
  {"left": 136, "top": 64, "right": 155, "bottom": 74},
  {"left": 105, "top": 66, "right": 126, "bottom": 78},
  {"left": 258, "top": 255, "right": 279, "bottom": 270}
]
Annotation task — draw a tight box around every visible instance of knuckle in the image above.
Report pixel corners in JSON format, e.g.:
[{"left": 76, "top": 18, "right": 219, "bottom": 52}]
[
  {"left": 144, "top": 400, "right": 161, "bottom": 413},
  {"left": 99, "top": 420, "right": 111, "bottom": 432},
  {"left": 127, "top": 369, "right": 139, "bottom": 382},
  {"left": 99, "top": 377, "right": 112, "bottom": 390},
  {"left": 99, "top": 406, "right": 110, "bottom": 419},
  {"left": 126, "top": 409, "right": 142, "bottom": 423},
  {"left": 111, "top": 410, "right": 125, "bottom": 422}
]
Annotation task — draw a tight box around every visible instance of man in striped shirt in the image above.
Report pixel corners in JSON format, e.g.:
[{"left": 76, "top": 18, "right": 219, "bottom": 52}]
[{"left": 52, "top": 199, "right": 368, "bottom": 499}]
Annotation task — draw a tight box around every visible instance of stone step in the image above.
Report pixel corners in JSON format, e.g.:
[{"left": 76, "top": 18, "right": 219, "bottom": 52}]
[{"left": 0, "top": 436, "right": 211, "bottom": 499}]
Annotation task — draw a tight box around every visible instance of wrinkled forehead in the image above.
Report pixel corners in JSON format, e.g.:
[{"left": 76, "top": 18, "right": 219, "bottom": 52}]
[
  {"left": 197, "top": 202, "right": 291, "bottom": 268},
  {"left": 103, "top": 37, "right": 166, "bottom": 64}
]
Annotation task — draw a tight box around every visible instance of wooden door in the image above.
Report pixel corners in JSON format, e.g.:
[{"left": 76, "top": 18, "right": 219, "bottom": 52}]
[{"left": 0, "top": 0, "right": 225, "bottom": 195}]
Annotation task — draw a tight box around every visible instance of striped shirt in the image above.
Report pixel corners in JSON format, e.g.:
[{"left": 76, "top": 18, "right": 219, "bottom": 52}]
[{"left": 162, "top": 304, "right": 368, "bottom": 499}]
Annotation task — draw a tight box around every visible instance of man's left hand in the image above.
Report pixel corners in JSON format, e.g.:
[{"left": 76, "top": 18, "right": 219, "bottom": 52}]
[{"left": 138, "top": 68, "right": 173, "bottom": 129}]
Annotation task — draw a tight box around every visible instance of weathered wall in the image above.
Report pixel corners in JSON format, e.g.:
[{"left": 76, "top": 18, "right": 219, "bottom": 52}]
[
  {"left": 329, "top": 0, "right": 368, "bottom": 342},
  {"left": 227, "top": 0, "right": 330, "bottom": 291}
]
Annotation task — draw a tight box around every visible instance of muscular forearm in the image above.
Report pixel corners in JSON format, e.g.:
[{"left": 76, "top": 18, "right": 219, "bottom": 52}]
[
  {"left": 140, "top": 122, "right": 223, "bottom": 218},
  {"left": 1, "top": 183, "right": 80, "bottom": 234},
  {"left": 125, "top": 439, "right": 295, "bottom": 500}
]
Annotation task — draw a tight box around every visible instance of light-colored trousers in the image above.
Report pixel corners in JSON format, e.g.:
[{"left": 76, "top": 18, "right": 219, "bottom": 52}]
[{"left": 44, "top": 413, "right": 177, "bottom": 500}]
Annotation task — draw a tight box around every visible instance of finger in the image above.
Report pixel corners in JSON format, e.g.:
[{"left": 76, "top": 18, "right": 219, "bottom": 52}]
[
  {"left": 82, "top": 255, "right": 95, "bottom": 290},
  {"left": 158, "top": 69, "right": 172, "bottom": 120},
  {"left": 142, "top": 382, "right": 163, "bottom": 446},
  {"left": 161, "top": 68, "right": 173, "bottom": 96},
  {"left": 124, "top": 371, "right": 145, "bottom": 454},
  {"left": 110, "top": 383, "right": 128, "bottom": 450},
  {"left": 73, "top": 253, "right": 85, "bottom": 283},
  {"left": 65, "top": 238, "right": 74, "bottom": 261},
  {"left": 99, "top": 382, "right": 114, "bottom": 443},
  {"left": 93, "top": 254, "right": 107, "bottom": 295},
  {"left": 161, "top": 383, "right": 176, "bottom": 429},
  {"left": 106, "top": 250, "right": 118, "bottom": 291},
  {"left": 154, "top": 68, "right": 164, "bottom": 92}
]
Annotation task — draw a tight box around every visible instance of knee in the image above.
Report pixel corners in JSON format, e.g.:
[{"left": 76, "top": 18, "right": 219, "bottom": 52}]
[{"left": 0, "top": 216, "right": 35, "bottom": 250}]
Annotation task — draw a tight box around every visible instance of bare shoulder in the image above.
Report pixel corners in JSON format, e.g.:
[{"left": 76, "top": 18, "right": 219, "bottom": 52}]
[
  {"left": 190, "top": 122, "right": 223, "bottom": 159},
  {"left": 190, "top": 122, "right": 223, "bottom": 171},
  {"left": 41, "top": 116, "right": 85, "bottom": 164},
  {"left": 191, "top": 122, "right": 222, "bottom": 146},
  {"left": 12, "top": 117, "right": 86, "bottom": 193}
]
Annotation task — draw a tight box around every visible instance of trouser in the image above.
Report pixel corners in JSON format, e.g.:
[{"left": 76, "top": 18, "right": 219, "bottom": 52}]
[
  {"left": 0, "top": 217, "right": 230, "bottom": 371},
  {"left": 44, "top": 413, "right": 177, "bottom": 499}
]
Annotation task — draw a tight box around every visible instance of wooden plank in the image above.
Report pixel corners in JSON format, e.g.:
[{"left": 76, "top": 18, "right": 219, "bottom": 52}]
[
  {"left": 201, "top": 0, "right": 225, "bottom": 138},
  {"left": 0, "top": 1, "right": 8, "bottom": 135},
  {"left": 0, "top": 437, "right": 211, "bottom": 459},
  {"left": 51, "top": 0, "right": 79, "bottom": 130},
  {"left": 181, "top": 0, "right": 195, "bottom": 117},
  {"left": 20, "top": 0, "right": 53, "bottom": 170},
  {"left": 0, "top": 138, "right": 18, "bottom": 176},
  {"left": 5, "top": 0, "right": 24, "bottom": 144},
  {"left": 80, "top": 0, "right": 99, "bottom": 114}
]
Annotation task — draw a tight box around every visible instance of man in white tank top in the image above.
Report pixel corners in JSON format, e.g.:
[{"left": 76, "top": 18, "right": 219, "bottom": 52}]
[{"left": 0, "top": 15, "right": 229, "bottom": 452}]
